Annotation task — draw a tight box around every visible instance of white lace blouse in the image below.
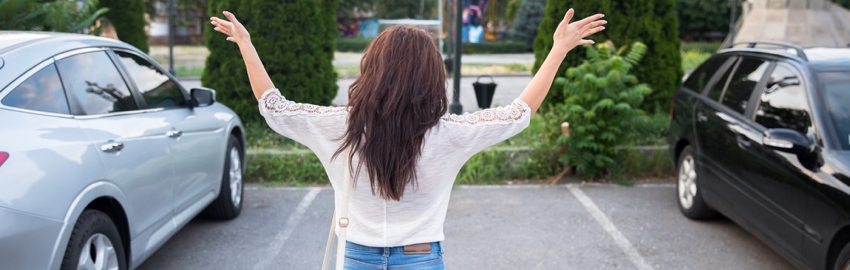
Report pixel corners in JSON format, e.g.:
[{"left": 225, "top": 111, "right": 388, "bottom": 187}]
[{"left": 258, "top": 88, "right": 531, "bottom": 247}]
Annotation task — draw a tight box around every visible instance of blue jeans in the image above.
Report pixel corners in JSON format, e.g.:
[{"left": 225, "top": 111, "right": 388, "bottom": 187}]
[{"left": 343, "top": 241, "right": 445, "bottom": 270}]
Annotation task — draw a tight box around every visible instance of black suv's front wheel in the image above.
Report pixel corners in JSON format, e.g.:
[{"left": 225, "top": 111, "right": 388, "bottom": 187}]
[{"left": 677, "top": 146, "right": 716, "bottom": 219}]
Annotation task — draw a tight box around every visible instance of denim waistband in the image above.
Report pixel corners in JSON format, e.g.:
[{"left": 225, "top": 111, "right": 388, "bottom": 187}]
[{"left": 345, "top": 241, "right": 443, "bottom": 255}]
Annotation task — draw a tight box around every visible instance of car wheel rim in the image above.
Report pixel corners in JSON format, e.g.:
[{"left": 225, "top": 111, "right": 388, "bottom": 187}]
[
  {"left": 77, "top": 233, "right": 119, "bottom": 270},
  {"left": 229, "top": 146, "right": 242, "bottom": 207},
  {"left": 678, "top": 155, "right": 697, "bottom": 210}
]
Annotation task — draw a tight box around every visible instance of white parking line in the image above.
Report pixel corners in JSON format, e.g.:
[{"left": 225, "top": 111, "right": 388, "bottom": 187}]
[
  {"left": 253, "top": 187, "right": 322, "bottom": 270},
  {"left": 567, "top": 184, "right": 655, "bottom": 270}
]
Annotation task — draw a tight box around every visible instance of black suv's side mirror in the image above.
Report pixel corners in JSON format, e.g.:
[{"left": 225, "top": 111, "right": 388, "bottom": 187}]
[
  {"left": 191, "top": 87, "right": 216, "bottom": 107},
  {"left": 763, "top": 128, "right": 812, "bottom": 155}
]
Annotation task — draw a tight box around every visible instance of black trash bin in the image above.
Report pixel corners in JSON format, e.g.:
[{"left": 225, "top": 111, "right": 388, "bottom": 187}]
[{"left": 472, "top": 75, "right": 497, "bottom": 109}]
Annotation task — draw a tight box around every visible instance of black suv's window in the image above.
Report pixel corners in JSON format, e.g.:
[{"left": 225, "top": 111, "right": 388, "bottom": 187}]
[
  {"left": 1, "top": 63, "right": 69, "bottom": 114},
  {"left": 57, "top": 51, "right": 138, "bottom": 115},
  {"left": 818, "top": 71, "right": 850, "bottom": 150},
  {"left": 684, "top": 55, "right": 730, "bottom": 93},
  {"left": 755, "top": 63, "right": 811, "bottom": 134},
  {"left": 707, "top": 58, "right": 738, "bottom": 101},
  {"left": 720, "top": 57, "right": 770, "bottom": 114},
  {"left": 113, "top": 51, "right": 187, "bottom": 109}
]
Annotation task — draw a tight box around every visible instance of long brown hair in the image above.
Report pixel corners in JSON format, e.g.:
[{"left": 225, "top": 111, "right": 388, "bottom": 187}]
[{"left": 333, "top": 25, "right": 447, "bottom": 201}]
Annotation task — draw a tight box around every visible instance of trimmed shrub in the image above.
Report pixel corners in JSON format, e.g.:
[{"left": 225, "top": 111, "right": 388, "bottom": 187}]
[
  {"left": 440, "top": 40, "right": 528, "bottom": 54},
  {"left": 548, "top": 41, "right": 652, "bottom": 180},
  {"left": 461, "top": 41, "right": 528, "bottom": 54},
  {"left": 511, "top": 0, "right": 546, "bottom": 49},
  {"left": 98, "top": 0, "right": 148, "bottom": 53},
  {"left": 533, "top": 0, "right": 682, "bottom": 112},
  {"left": 336, "top": 37, "right": 372, "bottom": 52},
  {"left": 203, "top": 0, "right": 339, "bottom": 125}
]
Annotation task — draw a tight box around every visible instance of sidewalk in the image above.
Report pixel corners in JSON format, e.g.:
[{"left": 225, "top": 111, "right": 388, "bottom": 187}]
[{"left": 733, "top": 0, "right": 850, "bottom": 47}]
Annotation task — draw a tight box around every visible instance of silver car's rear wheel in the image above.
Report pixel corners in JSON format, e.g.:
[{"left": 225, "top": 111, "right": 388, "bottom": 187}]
[
  {"left": 204, "top": 135, "right": 243, "bottom": 220},
  {"left": 676, "top": 146, "right": 716, "bottom": 220},
  {"left": 61, "top": 210, "right": 126, "bottom": 270},
  {"left": 229, "top": 147, "right": 242, "bottom": 207}
]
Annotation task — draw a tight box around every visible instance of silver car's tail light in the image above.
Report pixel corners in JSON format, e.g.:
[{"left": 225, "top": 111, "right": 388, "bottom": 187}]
[{"left": 0, "top": 152, "right": 8, "bottom": 167}]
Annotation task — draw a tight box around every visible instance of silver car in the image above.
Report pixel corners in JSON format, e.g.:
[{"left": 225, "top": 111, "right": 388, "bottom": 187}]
[{"left": 0, "top": 32, "right": 246, "bottom": 270}]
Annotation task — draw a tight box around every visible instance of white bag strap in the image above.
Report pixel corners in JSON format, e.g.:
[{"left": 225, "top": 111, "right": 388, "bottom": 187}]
[{"left": 322, "top": 148, "right": 353, "bottom": 270}]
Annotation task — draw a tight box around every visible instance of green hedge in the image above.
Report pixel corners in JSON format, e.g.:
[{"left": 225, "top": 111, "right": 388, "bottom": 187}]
[
  {"left": 336, "top": 37, "right": 372, "bottom": 52},
  {"left": 533, "top": 0, "right": 683, "bottom": 112},
  {"left": 98, "top": 0, "right": 148, "bottom": 53},
  {"left": 338, "top": 38, "right": 529, "bottom": 54},
  {"left": 203, "top": 0, "right": 338, "bottom": 125}
]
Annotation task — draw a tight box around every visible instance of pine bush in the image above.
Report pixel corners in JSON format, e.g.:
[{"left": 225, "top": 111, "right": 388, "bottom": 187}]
[
  {"left": 533, "top": 0, "right": 682, "bottom": 112},
  {"left": 511, "top": 0, "right": 546, "bottom": 49},
  {"left": 98, "top": 0, "right": 148, "bottom": 53},
  {"left": 549, "top": 41, "right": 652, "bottom": 180},
  {"left": 203, "top": 0, "right": 338, "bottom": 125}
]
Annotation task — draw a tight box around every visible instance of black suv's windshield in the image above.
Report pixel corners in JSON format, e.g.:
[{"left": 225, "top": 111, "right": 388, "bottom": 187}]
[{"left": 818, "top": 71, "right": 850, "bottom": 150}]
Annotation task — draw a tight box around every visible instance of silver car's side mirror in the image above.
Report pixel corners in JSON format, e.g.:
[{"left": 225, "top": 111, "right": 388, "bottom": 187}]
[{"left": 191, "top": 88, "right": 216, "bottom": 107}]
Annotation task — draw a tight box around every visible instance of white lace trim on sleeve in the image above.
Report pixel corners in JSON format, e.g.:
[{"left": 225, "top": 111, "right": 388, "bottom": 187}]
[
  {"left": 441, "top": 99, "right": 531, "bottom": 125},
  {"left": 259, "top": 88, "right": 348, "bottom": 116}
]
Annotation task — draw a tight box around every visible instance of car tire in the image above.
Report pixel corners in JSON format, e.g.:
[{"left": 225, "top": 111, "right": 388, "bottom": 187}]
[
  {"left": 834, "top": 242, "right": 850, "bottom": 270},
  {"left": 204, "top": 135, "right": 243, "bottom": 220},
  {"left": 677, "top": 146, "right": 717, "bottom": 220},
  {"left": 60, "top": 210, "right": 127, "bottom": 270}
]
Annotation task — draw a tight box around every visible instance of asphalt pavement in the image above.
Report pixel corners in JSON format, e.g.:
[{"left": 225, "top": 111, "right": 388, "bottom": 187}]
[{"left": 137, "top": 183, "right": 794, "bottom": 270}]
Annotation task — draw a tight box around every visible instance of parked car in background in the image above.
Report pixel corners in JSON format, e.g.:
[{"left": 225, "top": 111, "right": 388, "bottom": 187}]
[
  {"left": 0, "top": 32, "right": 246, "bottom": 270},
  {"left": 668, "top": 41, "right": 850, "bottom": 270}
]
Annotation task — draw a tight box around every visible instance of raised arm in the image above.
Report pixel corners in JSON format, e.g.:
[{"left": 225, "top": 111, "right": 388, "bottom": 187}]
[
  {"left": 518, "top": 9, "right": 606, "bottom": 116},
  {"left": 210, "top": 11, "right": 273, "bottom": 100}
]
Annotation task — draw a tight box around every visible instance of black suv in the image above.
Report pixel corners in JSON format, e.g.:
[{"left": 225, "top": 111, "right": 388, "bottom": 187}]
[{"left": 668, "top": 41, "right": 850, "bottom": 270}]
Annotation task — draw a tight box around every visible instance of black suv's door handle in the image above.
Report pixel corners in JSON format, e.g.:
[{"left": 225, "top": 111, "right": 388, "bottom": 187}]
[{"left": 697, "top": 111, "right": 708, "bottom": 122}]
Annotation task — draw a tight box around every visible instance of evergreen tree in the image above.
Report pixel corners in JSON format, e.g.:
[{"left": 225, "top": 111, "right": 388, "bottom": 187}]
[
  {"left": 99, "top": 0, "right": 148, "bottom": 53},
  {"left": 511, "top": 0, "right": 546, "bottom": 49},
  {"left": 533, "top": 0, "right": 682, "bottom": 112},
  {"left": 203, "top": 0, "right": 338, "bottom": 125}
]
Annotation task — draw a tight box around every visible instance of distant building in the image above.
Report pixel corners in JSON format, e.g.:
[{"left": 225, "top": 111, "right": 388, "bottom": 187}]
[{"left": 147, "top": 1, "right": 205, "bottom": 45}]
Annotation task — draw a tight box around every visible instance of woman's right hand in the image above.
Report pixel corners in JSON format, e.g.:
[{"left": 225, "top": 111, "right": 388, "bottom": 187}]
[{"left": 210, "top": 11, "right": 251, "bottom": 45}]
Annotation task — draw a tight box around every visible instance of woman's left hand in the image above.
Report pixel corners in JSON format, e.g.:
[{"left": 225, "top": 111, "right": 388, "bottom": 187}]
[{"left": 210, "top": 11, "right": 250, "bottom": 45}]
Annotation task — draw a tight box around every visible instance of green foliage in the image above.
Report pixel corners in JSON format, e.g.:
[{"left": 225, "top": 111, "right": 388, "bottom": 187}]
[
  {"left": 681, "top": 49, "right": 711, "bottom": 72},
  {"left": 505, "top": 0, "right": 523, "bottom": 27},
  {"left": 533, "top": 0, "right": 682, "bottom": 112},
  {"left": 375, "top": 0, "right": 435, "bottom": 19},
  {"left": 203, "top": 0, "right": 339, "bottom": 125},
  {"left": 676, "top": 0, "right": 733, "bottom": 37},
  {"left": 549, "top": 41, "right": 652, "bottom": 180},
  {"left": 246, "top": 152, "right": 329, "bottom": 186},
  {"left": 99, "top": 0, "right": 148, "bottom": 53},
  {"left": 0, "top": 0, "right": 42, "bottom": 30},
  {"left": 511, "top": 0, "right": 545, "bottom": 49},
  {"left": 1, "top": 0, "right": 108, "bottom": 32},
  {"left": 617, "top": 147, "right": 674, "bottom": 181},
  {"left": 681, "top": 41, "right": 721, "bottom": 54}
]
